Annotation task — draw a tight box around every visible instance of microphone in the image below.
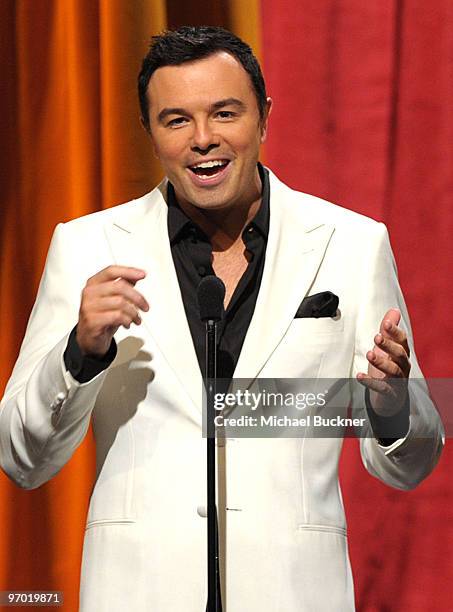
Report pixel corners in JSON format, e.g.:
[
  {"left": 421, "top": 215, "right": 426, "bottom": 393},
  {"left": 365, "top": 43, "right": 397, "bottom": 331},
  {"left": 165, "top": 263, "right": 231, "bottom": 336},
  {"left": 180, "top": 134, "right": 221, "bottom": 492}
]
[{"left": 197, "top": 276, "right": 225, "bottom": 323}]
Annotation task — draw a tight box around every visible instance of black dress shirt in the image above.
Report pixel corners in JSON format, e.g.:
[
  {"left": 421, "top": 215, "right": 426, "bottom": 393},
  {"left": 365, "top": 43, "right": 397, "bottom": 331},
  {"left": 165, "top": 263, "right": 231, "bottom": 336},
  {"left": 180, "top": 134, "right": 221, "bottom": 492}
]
[{"left": 167, "top": 163, "right": 269, "bottom": 381}]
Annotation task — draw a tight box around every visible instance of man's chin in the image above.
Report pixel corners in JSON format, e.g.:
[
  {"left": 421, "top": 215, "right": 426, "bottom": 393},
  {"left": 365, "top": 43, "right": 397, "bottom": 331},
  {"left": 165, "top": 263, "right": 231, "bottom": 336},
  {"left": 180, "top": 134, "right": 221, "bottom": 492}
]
[
  {"left": 176, "top": 185, "right": 234, "bottom": 212},
  {"left": 188, "top": 199, "right": 233, "bottom": 212}
]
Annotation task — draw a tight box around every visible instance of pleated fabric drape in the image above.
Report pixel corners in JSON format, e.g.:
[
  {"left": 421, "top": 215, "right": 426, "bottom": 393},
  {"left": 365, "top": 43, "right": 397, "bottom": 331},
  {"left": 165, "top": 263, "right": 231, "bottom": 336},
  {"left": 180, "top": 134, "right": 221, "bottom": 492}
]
[
  {"left": 262, "top": 1, "right": 453, "bottom": 610},
  {"left": 0, "top": 2, "right": 163, "bottom": 609},
  {"left": 0, "top": 2, "right": 261, "bottom": 610},
  {"left": 1, "top": 1, "right": 451, "bottom": 610}
]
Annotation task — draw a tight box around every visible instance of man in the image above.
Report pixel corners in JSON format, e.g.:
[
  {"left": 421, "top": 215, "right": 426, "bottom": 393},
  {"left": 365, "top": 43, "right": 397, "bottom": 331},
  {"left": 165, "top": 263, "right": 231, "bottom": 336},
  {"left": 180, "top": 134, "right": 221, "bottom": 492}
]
[{"left": 0, "top": 26, "right": 444, "bottom": 611}]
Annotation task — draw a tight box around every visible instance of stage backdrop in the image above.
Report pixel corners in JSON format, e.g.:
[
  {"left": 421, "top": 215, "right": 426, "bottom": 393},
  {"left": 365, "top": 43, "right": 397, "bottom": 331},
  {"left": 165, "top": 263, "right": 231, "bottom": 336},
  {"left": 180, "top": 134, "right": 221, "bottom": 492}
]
[{"left": 0, "top": 1, "right": 451, "bottom": 610}]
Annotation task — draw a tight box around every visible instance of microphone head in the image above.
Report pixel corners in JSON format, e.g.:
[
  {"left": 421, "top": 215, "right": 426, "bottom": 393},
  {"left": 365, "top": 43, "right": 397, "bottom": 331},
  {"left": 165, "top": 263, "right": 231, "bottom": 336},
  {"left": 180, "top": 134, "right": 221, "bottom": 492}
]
[{"left": 197, "top": 275, "right": 225, "bottom": 322}]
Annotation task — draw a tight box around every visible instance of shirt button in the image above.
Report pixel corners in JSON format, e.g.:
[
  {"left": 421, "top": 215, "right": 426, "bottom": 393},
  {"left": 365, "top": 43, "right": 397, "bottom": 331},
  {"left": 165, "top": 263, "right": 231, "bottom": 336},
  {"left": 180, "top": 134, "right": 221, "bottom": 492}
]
[
  {"left": 198, "top": 266, "right": 207, "bottom": 276},
  {"left": 197, "top": 505, "right": 207, "bottom": 518}
]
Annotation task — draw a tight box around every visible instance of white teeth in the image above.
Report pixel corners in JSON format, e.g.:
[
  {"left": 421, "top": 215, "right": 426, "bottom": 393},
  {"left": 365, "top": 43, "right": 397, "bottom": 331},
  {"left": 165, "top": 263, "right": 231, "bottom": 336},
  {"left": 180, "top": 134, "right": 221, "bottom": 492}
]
[{"left": 191, "top": 159, "right": 228, "bottom": 169}]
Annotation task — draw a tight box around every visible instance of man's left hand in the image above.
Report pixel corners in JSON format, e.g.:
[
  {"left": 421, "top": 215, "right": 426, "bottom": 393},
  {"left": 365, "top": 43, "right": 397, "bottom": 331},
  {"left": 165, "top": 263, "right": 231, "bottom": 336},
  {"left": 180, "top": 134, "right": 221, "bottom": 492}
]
[{"left": 357, "top": 308, "right": 411, "bottom": 416}]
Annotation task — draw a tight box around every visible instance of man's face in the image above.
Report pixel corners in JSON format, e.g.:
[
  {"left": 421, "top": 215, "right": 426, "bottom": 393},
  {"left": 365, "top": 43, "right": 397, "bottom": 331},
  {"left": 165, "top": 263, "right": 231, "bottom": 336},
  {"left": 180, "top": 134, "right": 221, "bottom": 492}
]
[{"left": 146, "top": 51, "right": 271, "bottom": 212}]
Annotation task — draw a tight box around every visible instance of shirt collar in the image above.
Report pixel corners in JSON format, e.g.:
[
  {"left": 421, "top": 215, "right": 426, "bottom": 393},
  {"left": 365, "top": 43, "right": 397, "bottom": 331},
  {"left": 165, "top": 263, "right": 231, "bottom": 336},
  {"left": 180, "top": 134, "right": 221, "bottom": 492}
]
[{"left": 167, "top": 162, "right": 270, "bottom": 244}]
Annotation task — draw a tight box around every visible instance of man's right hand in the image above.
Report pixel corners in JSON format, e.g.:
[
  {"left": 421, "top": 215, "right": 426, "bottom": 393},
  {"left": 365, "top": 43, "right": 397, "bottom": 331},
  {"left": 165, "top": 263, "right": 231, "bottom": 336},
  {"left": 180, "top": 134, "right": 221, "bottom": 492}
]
[{"left": 76, "top": 266, "right": 149, "bottom": 358}]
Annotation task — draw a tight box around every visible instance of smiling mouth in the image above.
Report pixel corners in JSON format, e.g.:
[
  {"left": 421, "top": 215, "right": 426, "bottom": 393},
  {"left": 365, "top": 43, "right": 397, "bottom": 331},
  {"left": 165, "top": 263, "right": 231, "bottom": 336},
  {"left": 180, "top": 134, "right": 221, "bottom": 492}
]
[{"left": 188, "top": 159, "right": 230, "bottom": 179}]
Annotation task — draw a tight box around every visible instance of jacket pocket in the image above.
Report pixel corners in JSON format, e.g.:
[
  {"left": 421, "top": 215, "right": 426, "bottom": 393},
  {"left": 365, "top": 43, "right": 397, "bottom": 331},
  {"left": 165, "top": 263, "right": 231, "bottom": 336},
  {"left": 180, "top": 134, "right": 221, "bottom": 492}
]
[
  {"left": 297, "top": 523, "right": 347, "bottom": 537},
  {"left": 85, "top": 518, "right": 136, "bottom": 530},
  {"left": 289, "top": 316, "right": 344, "bottom": 336}
]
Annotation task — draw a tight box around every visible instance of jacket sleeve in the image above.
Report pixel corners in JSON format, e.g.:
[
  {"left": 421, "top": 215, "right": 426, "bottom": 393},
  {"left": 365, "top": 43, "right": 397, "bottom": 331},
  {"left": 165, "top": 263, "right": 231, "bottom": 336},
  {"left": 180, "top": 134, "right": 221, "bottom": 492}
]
[
  {"left": 351, "top": 222, "right": 444, "bottom": 490},
  {"left": 0, "top": 223, "right": 110, "bottom": 489}
]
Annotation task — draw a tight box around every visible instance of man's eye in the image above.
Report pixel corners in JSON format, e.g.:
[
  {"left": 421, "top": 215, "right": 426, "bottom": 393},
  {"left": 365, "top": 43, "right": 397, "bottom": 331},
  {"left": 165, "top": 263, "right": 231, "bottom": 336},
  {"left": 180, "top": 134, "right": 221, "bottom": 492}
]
[
  {"left": 167, "top": 117, "right": 187, "bottom": 127},
  {"left": 216, "top": 111, "right": 235, "bottom": 119}
]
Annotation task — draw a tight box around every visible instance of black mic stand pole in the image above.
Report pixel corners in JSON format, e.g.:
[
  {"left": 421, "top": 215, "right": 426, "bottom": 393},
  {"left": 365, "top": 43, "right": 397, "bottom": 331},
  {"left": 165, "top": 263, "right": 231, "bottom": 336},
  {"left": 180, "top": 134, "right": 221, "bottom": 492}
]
[
  {"left": 198, "top": 275, "right": 225, "bottom": 612},
  {"left": 206, "top": 317, "right": 221, "bottom": 612}
]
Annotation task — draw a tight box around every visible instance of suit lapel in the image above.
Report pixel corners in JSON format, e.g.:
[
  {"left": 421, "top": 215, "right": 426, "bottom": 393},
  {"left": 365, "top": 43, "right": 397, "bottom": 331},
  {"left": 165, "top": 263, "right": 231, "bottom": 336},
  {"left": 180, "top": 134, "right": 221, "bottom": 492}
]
[
  {"left": 104, "top": 182, "right": 203, "bottom": 417},
  {"left": 234, "top": 174, "right": 335, "bottom": 380},
  {"left": 103, "top": 174, "right": 335, "bottom": 411}
]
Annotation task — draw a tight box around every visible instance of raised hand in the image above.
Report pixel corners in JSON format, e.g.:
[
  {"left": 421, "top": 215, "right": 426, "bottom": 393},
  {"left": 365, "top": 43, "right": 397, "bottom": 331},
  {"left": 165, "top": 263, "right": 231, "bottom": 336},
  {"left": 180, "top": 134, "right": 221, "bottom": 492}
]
[
  {"left": 76, "top": 266, "right": 149, "bottom": 357},
  {"left": 357, "top": 308, "right": 411, "bottom": 416}
]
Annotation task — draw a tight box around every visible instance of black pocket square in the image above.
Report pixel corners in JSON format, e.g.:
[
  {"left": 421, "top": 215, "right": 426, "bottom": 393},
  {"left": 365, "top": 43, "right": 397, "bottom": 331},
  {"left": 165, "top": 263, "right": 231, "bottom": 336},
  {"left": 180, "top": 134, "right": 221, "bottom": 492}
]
[{"left": 295, "top": 291, "right": 339, "bottom": 318}]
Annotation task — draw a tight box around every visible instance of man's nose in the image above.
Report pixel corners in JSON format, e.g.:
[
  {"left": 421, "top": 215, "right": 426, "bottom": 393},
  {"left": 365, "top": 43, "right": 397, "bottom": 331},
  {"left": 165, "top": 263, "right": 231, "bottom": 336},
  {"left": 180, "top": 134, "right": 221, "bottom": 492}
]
[{"left": 191, "top": 120, "right": 219, "bottom": 153}]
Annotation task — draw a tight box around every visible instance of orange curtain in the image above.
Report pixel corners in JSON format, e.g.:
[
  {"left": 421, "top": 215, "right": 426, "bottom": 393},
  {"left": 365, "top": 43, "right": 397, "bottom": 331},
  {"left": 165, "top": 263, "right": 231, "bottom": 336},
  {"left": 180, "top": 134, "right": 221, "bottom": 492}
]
[{"left": 0, "top": 2, "right": 261, "bottom": 610}]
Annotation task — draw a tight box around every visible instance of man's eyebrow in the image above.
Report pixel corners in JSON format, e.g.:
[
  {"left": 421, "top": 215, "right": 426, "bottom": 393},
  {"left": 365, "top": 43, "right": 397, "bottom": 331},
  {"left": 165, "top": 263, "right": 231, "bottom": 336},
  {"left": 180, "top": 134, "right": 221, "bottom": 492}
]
[
  {"left": 157, "top": 107, "right": 187, "bottom": 123},
  {"left": 211, "top": 98, "right": 247, "bottom": 112},
  {"left": 157, "top": 98, "right": 247, "bottom": 123}
]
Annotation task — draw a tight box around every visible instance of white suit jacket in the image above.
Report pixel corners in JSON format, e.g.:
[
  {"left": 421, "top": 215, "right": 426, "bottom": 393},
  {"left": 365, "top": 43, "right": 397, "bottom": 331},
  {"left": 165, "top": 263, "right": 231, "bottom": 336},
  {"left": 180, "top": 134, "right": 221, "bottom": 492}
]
[{"left": 0, "top": 169, "right": 444, "bottom": 611}]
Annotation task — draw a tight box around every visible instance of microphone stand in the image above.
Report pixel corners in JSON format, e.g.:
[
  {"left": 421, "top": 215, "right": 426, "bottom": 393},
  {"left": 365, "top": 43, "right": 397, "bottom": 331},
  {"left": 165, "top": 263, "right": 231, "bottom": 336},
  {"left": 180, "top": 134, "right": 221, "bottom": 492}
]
[
  {"left": 198, "top": 274, "right": 224, "bottom": 612},
  {"left": 206, "top": 318, "right": 222, "bottom": 612}
]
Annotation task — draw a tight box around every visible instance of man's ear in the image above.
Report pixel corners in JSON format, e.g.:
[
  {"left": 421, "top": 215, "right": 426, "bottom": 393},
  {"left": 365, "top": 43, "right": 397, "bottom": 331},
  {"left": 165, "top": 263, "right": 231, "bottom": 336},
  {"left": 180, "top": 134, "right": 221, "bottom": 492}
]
[
  {"left": 260, "top": 97, "right": 273, "bottom": 144},
  {"left": 149, "top": 131, "right": 160, "bottom": 160},
  {"left": 139, "top": 115, "right": 151, "bottom": 135},
  {"left": 140, "top": 116, "right": 160, "bottom": 159}
]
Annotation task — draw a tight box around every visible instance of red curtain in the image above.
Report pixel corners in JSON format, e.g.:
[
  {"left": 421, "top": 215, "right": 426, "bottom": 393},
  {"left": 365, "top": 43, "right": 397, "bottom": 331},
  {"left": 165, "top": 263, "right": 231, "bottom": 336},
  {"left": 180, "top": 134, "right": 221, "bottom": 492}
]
[{"left": 262, "top": 1, "right": 453, "bottom": 609}]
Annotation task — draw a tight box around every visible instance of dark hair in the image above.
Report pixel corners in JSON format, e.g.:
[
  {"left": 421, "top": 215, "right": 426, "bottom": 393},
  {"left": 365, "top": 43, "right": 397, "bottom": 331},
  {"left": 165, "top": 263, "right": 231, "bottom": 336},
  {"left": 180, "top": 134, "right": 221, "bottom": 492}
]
[{"left": 138, "top": 26, "right": 267, "bottom": 132}]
